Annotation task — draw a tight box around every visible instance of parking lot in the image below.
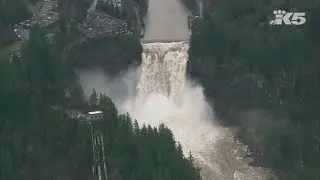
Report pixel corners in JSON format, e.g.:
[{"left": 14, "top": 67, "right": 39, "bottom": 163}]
[
  {"left": 80, "top": 10, "right": 132, "bottom": 38},
  {"left": 12, "top": 0, "right": 134, "bottom": 42},
  {"left": 13, "top": 0, "right": 58, "bottom": 39}
]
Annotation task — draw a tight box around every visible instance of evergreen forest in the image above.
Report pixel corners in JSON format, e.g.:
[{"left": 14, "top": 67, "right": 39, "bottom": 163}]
[
  {"left": 2, "top": 0, "right": 320, "bottom": 179},
  {"left": 0, "top": 1, "right": 201, "bottom": 179},
  {"left": 187, "top": 0, "right": 320, "bottom": 179}
]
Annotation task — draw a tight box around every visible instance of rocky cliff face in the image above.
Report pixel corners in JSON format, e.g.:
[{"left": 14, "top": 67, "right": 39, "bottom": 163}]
[{"left": 68, "top": 35, "right": 142, "bottom": 76}]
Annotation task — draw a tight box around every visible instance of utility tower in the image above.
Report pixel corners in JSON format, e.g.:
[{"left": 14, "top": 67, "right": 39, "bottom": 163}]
[
  {"left": 91, "top": 130, "right": 108, "bottom": 180},
  {"left": 70, "top": 110, "right": 108, "bottom": 180}
]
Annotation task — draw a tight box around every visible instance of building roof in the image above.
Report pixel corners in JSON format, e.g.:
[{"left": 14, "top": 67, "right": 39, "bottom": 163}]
[{"left": 88, "top": 111, "right": 103, "bottom": 115}]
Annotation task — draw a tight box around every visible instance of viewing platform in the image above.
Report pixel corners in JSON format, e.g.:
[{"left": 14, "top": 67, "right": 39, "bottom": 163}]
[{"left": 68, "top": 110, "right": 103, "bottom": 122}]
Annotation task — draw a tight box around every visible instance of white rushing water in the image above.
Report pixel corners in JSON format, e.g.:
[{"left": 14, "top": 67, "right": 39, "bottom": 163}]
[
  {"left": 76, "top": 0, "right": 272, "bottom": 178},
  {"left": 136, "top": 42, "right": 188, "bottom": 100},
  {"left": 76, "top": 42, "right": 271, "bottom": 179},
  {"left": 121, "top": 42, "right": 270, "bottom": 180}
]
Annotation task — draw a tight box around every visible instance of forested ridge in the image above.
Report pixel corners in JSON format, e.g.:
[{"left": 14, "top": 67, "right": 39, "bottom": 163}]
[
  {"left": 0, "top": 1, "right": 202, "bottom": 179},
  {"left": 0, "top": 25, "right": 92, "bottom": 179},
  {"left": 69, "top": 35, "right": 142, "bottom": 76},
  {"left": 4, "top": 0, "right": 320, "bottom": 179},
  {"left": 188, "top": 0, "right": 320, "bottom": 179},
  {"left": 89, "top": 92, "right": 201, "bottom": 180},
  {"left": 0, "top": 24, "right": 201, "bottom": 180}
]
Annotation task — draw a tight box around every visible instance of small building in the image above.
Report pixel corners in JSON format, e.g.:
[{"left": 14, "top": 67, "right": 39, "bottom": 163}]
[{"left": 77, "top": 111, "right": 103, "bottom": 122}]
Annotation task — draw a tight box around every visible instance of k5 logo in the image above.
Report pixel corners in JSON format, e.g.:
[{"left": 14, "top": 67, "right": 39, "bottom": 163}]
[{"left": 269, "top": 10, "right": 306, "bottom": 25}]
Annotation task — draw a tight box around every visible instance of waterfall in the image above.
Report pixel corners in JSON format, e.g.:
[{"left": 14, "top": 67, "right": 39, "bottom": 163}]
[
  {"left": 77, "top": 0, "right": 273, "bottom": 177},
  {"left": 125, "top": 41, "right": 273, "bottom": 180},
  {"left": 136, "top": 41, "right": 189, "bottom": 102},
  {"left": 76, "top": 41, "right": 273, "bottom": 180}
]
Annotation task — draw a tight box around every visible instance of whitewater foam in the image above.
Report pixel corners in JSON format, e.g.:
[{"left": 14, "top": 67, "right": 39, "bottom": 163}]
[
  {"left": 76, "top": 41, "right": 272, "bottom": 180},
  {"left": 120, "top": 41, "right": 219, "bottom": 156}
]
